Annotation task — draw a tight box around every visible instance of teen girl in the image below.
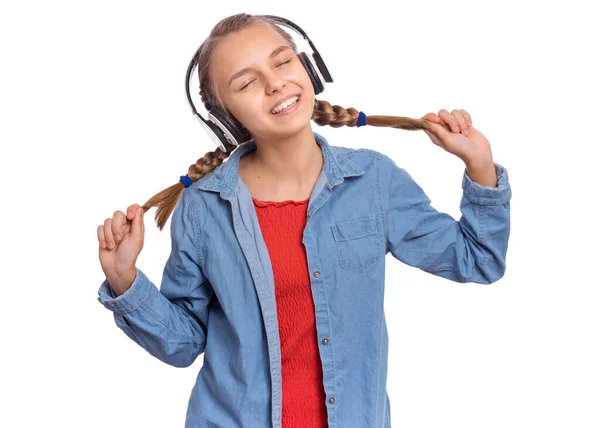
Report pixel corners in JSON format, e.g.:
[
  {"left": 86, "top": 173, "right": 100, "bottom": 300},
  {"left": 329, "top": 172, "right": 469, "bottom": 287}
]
[{"left": 97, "top": 13, "right": 511, "bottom": 428}]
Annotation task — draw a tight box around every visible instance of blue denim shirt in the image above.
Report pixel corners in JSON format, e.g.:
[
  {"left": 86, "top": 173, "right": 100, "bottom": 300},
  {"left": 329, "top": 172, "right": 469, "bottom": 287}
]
[{"left": 97, "top": 131, "right": 511, "bottom": 427}]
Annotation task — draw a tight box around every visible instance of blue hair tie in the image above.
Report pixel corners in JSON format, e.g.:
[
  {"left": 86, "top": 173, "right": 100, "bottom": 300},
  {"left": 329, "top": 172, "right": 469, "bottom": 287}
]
[
  {"left": 356, "top": 111, "right": 367, "bottom": 127},
  {"left": 179, "top": 175, "right": 193, "bottom": 188}
]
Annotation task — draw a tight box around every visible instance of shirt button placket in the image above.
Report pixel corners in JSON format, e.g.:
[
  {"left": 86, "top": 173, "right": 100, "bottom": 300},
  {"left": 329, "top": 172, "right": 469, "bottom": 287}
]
[{"left": 313, "top": 269, "right": 333, "bottom": 406}]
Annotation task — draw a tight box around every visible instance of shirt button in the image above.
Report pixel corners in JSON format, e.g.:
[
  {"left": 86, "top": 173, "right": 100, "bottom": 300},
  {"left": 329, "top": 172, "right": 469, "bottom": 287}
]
[
  {"left": 329, "top": 397, "right": 335, "bottom": 404},
  {"left": 313, "top": 271, "right": 321, "bottom": 278},
  {"left": 322, "top": 338, "right": 329, "bottom": 345}
]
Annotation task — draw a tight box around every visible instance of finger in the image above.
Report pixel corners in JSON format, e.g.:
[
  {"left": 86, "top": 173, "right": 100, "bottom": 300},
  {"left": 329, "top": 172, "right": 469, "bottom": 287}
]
[
  {"left": 460, "top": 109, "right": 472, "bottom": 126},
  {"left": 131, "top": 207, "right": 145, "bottom": 240},
  {"left": 422, "top": 112, "right": 442, "bottom": 123},
  {"left": 104, "top": 218, "right": 115, "bottom": 249},
  {"left": 451, "top": 109, "right": 469, "bottom": 136},
  {"left": 97, "top": 225, "right": 106, "bottom": 249},
  {"left": 437, "top": 109, "right": 459, "bottom": 133},
  {"left": 126, "top": 203, "right": 142, "bottom": 221},
  {"left": 112, "top": 210, "right": 127, "bottom": 244},
  {"left": 424, "top": 121, "right": 451, "bottom": 147}
]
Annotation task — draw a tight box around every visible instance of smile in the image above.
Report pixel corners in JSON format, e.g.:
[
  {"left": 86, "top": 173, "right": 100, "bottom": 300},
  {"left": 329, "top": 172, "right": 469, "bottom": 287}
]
[{"left": 270, "top": 95, "right": 301, "bottom": 116}]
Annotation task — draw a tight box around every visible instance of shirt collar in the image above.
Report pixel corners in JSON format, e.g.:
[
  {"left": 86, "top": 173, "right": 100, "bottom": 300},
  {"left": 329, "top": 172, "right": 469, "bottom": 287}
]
[{"left": 195, "top": 131, "right": 365, "bottom": 199}]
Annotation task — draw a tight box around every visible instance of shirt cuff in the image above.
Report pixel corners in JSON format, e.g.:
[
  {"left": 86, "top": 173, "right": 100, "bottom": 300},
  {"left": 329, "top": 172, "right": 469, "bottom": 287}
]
[
  {"left": 462, "top": 162, "right": 511, "bottom": 205},
  {"left": 97, "top": 268, "right": 152, "bottom": 315}
]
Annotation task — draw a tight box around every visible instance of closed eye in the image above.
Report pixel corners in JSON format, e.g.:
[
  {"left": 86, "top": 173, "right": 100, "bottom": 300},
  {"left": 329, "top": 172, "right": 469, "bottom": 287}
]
[
  {"left": 239, "top": 59, "right": 292, "bottom": 90},
  {"left": 240, "top": 80, "right": 254, "bottom": 90}
]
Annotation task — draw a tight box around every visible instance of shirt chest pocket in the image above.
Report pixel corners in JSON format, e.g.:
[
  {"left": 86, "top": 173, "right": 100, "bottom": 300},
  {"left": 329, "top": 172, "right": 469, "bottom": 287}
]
[{"left": 331, "top": 215, "right": 383, "bottom": 272}]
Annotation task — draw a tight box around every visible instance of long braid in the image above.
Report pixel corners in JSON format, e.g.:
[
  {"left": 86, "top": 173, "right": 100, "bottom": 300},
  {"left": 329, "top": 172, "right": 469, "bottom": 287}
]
[
  {"left": 141, "top": 141, "right": 237, "bottom": 231},
  {"left": 312, "top": 99, "right": 430, "bottom": 131}
]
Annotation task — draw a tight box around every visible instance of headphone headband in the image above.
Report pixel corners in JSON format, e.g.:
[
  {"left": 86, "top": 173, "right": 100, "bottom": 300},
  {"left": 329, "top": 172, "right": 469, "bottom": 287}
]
[{"left": 185, "top": 15, "right": 333, "bottom": 152}]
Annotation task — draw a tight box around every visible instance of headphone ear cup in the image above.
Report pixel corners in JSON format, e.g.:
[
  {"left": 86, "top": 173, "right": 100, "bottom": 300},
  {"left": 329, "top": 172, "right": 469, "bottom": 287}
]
[
  {"left": 209, "top": 108, "right": 252, "bottom": 146},
  {"left": 298, "top": 52, "right": 324, "bottom": 95}
]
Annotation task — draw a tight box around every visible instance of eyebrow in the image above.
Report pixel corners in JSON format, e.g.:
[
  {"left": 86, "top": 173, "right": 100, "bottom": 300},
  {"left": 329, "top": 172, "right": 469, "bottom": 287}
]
[{"left": 228, "top": 45, "right": 292, "bottom": 87}]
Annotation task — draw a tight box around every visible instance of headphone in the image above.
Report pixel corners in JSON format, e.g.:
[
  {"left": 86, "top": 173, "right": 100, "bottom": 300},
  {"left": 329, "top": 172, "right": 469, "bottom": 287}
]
[{"left": 184, "top": 15, "right": 333, "bottom": 152}]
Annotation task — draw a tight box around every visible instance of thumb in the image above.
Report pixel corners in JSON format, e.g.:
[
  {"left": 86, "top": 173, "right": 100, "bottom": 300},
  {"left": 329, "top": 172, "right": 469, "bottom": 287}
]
[
  {"left": 424, "top": 120, "right": 454, "bottom": 144},
  {"left": 427, "top": 119, "right": 452, "bottom": 136},
  {"left": 131, "top": 207, "right": 145, "bottom": 239}
]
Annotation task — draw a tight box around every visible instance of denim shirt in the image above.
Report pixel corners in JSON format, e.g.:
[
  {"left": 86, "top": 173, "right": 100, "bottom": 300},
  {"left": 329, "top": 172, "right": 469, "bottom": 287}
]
[{"left": 97, "top": 131, "right": 511, "bottom": 427}]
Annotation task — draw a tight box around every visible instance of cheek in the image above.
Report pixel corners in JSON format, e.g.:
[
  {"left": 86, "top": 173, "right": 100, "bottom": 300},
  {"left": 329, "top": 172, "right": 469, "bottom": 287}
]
[
  {"left": 292, "top": 66, "right": 314, "bottom": 93},
  {"left": 280, "top": 65, "right": 315, "bottom": 106},
  {"left": 226, "top": 95, "right": 263, "bottom": 126}
]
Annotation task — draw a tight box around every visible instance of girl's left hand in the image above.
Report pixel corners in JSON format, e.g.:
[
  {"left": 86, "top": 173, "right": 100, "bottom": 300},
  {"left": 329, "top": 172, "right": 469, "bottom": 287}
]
[{"left": 421, "top": 109, "right": 492, "bottom": 165}]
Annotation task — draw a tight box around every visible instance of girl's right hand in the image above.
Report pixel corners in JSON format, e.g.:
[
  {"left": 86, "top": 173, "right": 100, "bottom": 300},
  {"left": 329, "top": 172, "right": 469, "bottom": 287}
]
[{"left": 97, "top": 203, "right": 145, "bottom": 296}]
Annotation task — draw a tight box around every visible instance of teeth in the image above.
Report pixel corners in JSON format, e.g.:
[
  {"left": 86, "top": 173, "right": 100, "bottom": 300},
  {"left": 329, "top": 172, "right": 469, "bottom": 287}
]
[{"left": 271, "top": 96, "right": 299, "bottom": 114}]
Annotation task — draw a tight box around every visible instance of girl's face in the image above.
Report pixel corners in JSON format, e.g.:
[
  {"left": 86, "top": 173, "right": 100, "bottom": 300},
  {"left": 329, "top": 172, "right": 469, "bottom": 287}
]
[{"left": 210, "top": 24, "right": 315, "bottom": 141}]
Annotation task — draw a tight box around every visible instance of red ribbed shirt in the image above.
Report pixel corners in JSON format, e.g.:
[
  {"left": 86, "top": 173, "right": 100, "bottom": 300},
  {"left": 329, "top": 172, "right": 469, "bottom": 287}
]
[{"left": 252, "top": 196, "right": 328, "bottom": 428}]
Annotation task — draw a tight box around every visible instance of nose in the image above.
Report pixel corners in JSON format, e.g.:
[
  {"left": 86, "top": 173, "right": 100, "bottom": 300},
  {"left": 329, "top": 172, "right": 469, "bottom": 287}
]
[{"left": 264, "top": 68, "right": 285, "bottom": 94}]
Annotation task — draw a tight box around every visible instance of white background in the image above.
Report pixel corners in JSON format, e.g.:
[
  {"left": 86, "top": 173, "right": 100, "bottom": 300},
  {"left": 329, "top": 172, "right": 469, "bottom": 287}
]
[{"left": 1, "top": 0, "right": 598, "bottom": 427}]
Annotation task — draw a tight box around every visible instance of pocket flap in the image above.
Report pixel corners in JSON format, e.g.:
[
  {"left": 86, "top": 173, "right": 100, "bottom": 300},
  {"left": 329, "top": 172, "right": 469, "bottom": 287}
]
[{"left": 331, "top": 216, "right": 377, "bottom": 242}]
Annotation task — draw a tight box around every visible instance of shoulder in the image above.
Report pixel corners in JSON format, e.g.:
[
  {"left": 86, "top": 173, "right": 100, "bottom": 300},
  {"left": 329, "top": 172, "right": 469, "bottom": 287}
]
[
  {"left": 330, "top": 144, "right": 390, "bottom": 172},
  {"left": 330, "top": 143, "right": 417, "bottom": 189},
  {"left": 331, "top": 144, "right": 383, "bottom": 159}
]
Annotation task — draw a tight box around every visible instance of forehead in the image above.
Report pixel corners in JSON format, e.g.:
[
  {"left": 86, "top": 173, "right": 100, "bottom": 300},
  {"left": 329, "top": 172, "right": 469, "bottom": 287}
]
[{"left": 211, "top": 24, "right": 291, "bottom": 80}]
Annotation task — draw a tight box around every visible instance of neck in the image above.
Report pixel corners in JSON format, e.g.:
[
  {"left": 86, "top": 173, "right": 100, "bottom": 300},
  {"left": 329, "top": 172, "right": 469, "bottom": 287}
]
[{"left": 246, "top": 125, "right": 323, "bottom": 185}]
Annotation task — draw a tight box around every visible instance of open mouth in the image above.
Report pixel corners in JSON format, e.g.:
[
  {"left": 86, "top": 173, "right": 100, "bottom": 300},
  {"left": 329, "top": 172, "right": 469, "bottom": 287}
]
[{"left": 270, "top": 95, "right": 301, "bottom": 116}]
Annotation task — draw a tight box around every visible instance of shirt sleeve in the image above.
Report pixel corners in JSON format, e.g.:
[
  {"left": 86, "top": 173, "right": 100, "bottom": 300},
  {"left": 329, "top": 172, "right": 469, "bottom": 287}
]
[
  {"left": 380, "top": 153, "right": 511, "bottom": 284},
  {"left": 97, "top": 189, "right": 214, "bottom": 367}
]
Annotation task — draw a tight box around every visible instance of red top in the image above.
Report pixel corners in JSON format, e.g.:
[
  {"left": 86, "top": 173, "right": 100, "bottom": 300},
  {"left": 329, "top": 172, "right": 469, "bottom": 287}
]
[{"left": 252, "top": 197, "right": 328, "bottom": 428}]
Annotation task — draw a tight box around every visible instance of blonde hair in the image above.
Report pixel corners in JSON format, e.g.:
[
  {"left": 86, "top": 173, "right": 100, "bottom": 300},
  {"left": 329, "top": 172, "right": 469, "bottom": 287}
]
[{"left": 140, "top": 13, "right": 432, "bottom": 230}]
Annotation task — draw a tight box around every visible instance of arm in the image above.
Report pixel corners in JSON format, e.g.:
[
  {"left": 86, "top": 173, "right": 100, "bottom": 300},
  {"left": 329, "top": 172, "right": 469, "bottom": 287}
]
[
  {"left": 97, "top": 190, "right": 214, "bottom": 367},
  {"left": 381, "top": 154, "right": 511, "bottom": 284}
]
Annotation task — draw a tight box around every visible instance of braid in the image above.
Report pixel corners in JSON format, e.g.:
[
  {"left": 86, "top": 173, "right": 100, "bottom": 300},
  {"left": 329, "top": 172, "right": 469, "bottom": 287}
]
[
  {"left": 312, "top": 99, "right": 430, "bottom": 131},
  {"left": 140, "top": 141, "right": 238, "bottom": 231}
]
